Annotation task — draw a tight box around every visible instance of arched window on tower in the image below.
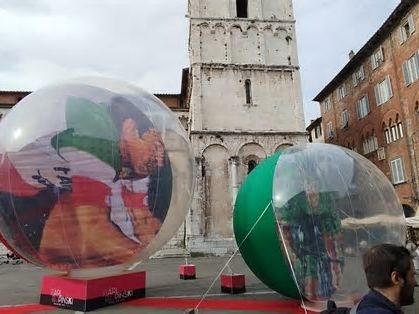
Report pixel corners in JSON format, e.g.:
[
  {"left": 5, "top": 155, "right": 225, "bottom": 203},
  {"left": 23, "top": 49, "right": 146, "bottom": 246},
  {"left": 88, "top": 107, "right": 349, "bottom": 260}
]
[
  {"left": 236, "top": 0, "right": 248, "bottom": 18},
  {"left": 247, "top": 160, "right": 257, "bottom": 174},
  {"left": 245, "top": 79, "right": 252, "bottom": 105}
]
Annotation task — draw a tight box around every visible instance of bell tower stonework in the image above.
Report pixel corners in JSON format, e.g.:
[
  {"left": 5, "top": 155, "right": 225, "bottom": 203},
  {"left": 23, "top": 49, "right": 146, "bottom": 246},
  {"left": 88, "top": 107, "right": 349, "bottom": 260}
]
[{"left": 186, "top": 0, "right": 307, "bottom": 254}]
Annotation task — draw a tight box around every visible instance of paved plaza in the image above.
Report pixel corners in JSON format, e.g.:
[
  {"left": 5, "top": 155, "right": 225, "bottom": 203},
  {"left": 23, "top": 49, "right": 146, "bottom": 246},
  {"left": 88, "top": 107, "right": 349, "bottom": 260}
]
[
  {"left": 0, "top": 255, "right": 418, "bottom": 313},
  {"left": 0, "top": 255, "right": 296, "bottom": 314}
]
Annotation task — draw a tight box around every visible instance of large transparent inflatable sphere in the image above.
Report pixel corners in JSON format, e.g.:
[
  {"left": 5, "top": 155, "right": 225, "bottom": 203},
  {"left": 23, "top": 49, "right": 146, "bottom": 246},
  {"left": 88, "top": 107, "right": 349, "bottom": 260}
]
[
  {"left": 273, "top": 144, "right": 405, "bottom": 302},
  {"left": 0, "top": 78, "right": 194, "bottom": 276}
]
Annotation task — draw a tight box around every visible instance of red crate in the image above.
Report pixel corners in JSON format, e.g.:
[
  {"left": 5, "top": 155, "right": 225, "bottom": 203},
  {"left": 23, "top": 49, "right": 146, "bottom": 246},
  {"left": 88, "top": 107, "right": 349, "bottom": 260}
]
[{"left": 179, "top": 264, "right": 196, "bottom": 280}]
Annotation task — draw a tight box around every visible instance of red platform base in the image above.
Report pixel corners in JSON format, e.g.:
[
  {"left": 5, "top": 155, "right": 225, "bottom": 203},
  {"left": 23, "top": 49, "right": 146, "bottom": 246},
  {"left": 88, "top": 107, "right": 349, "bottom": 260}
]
[
  {"left": 220, "top": 274, "right": 246, "bottom": 294},
  {"left": 39, "top": 271, "right": 146, "bottom": 312},
  {"left": 179, "top": 264, "right": 196, "bottom": 280}
]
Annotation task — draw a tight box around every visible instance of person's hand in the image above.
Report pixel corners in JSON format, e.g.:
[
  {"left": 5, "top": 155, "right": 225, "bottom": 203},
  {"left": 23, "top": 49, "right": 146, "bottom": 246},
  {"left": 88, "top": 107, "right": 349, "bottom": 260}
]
[
  {"left": 127, "top": 206, "right": 161, "bottom": 244},
  {"left": 120, "top": 119, "right": 164, "bottom": 177},
  {"left": 142, "top": 129, "right": 165, "bottom": 168}
]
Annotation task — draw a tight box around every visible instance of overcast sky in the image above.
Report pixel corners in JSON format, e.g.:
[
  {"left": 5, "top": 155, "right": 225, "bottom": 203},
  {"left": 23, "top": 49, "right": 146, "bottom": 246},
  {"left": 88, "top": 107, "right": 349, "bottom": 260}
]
[{"left": 0, "top": 0, "right": 400, "bottom": 126}]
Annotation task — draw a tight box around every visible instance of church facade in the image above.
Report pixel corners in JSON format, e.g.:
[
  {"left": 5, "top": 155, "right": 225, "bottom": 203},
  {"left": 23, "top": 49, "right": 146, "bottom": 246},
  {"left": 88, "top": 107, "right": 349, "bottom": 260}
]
[{"left": 184, "top": 0, "right": 307, "bottom": 255}]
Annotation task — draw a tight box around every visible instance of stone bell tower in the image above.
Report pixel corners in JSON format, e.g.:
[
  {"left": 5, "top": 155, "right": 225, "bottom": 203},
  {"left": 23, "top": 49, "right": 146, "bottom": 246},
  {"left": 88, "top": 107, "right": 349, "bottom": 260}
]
[{"left": 186, "top": 0, "right": 307, "bottom": 254}]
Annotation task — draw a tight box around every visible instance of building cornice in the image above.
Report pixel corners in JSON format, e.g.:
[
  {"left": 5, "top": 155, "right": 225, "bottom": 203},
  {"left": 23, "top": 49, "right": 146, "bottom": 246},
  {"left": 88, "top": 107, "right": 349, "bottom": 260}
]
[
  {"left": 306, "top": 117, "right": 322, "bottom": 131},
  {"left": 190, "top": 130, "right": 307, "bottom": 136},
  {"left": 189, "top": 16, "right": 295, "bottom": 24},
  {"left": 191, "top": 63, "right": 299, "bottom": 71},
  {"left": 0, "top": 91, "right": 31, "bottom": 95}
]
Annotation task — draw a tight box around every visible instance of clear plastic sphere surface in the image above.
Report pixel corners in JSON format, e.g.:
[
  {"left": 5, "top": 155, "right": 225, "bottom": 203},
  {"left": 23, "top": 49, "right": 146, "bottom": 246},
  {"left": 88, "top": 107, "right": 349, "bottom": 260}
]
[
  {"left": 273, "top": 143, "right": 405, "bottom": 303},
  {"left": 0, "top": 78, "right": 194, "bottom": 275}
]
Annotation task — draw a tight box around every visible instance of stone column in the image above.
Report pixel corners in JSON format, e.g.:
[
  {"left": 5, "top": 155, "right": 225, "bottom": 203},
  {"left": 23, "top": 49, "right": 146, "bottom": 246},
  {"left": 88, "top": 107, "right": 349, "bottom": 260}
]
[{"left": 229, "top": 156, "right": 240, "bottom": 204}]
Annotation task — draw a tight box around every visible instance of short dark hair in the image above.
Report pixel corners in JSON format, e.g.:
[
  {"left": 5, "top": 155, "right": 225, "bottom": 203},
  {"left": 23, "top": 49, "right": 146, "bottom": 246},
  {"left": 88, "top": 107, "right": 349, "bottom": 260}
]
[{"left": 363, "top": 244, "right": 412, "bottom": 289}]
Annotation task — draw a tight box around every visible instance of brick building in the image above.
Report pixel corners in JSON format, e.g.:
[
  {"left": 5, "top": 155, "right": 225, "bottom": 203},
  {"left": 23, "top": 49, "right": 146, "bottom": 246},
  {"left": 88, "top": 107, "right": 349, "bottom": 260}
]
[
  {"left": 314, "top": 0, "right": 419, "bottom": 216},
  {"left": 0, "top": 69, "right": 190, "bottom": 131}
]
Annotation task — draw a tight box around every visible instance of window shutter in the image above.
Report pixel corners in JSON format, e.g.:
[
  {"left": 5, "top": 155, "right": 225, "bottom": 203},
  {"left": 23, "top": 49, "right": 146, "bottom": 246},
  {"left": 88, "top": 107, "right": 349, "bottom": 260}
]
[
  {"left": 387, "top": 76, "right": 393, "bottom": 98},
  {"left": 414, "top": 51, "right": 419, "bottom": 81},
  {"left": 360, "top": 66, "right": 365, "bottom": 80},
  {"left": 408, "top": 15, "right": 415, "bottom": 35},
  {"left": 371, "top": 55, "right": 377, "bottom": 70},
  {"left": 403, "top": 61, "right": 411, "bottom": 86},
  {"left": 381, "top": 46, "right": 385, "bottom": 62},
  {"left": 392, "top": 126, "right": 398, "bottom": 140},
  {"left": 374, "top": 84, "right": 380, "bottom": 105},
  {"left": 399, "top": 123, "right": 404, "bottom": 138},
  {"left": 400, "top": 26, "right": 406, "bottom": 44},
  {"left": 353, "top": 73, "right": 358, "bottom": 86},
  {"left": 397, "top": 159, "right": 404, "bottom": 182},
  {"left": 391, "top": 159, "right": 401, "bottom": 184},
  {"left": 394, "top": 161, "right": 400, "bottom": 183}
]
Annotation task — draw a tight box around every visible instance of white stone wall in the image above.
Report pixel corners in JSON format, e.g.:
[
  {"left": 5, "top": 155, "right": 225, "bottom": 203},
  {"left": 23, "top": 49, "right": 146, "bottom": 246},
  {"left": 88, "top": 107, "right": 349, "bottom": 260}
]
[
  {"left": 190, "top": 20, "right": 298, "bottom": 66},
  {"left": 184, "top": 0, "right": 307, "bottom": 254},
  {"left": 189, "top": 0, "right": 294, "bottom": 21},
  {"left": 188, "top": 0, "right": 305, "bottom": 135},
  {"left": 194, "top": 67, "right": 305, "bottom": 132},
  {"left": 185, "top": 132, "right": 306, "bottom": 253}
]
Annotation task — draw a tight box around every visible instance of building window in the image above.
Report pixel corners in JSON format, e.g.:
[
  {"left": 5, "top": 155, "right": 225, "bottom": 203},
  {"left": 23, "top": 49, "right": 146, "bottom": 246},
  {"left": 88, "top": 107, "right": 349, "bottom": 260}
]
[
  {"left": 390, "top": 158, "right": 405, "bottom": 184},
  {"left": 362, "top": 134, "right": 378, "bottom": 155},
  {"left": 327, "top": 122, "right": 334, "bottom": 139},
  {"left": 371, "top": 46, "right": 385, "bottom": 70},
  {"left": 357, "top": 95, "right": 370, "bottom": 119},
  {"left": 338, "top": 84, "right": 347, "bottom": 100},
  {"left": 402, "top": 51, "right": 419, "bottom": 86},
  {"left": 341, "top": 110, "right": 349, "bottom": 128},
  {"left": 384, "top": 128, "right": 392, "bottom": 144},
  {"left": 353, "top": 65, "right": 365, "bottom": 86},
  {"left": 400, "top": 15, "right": 415, "bottom": 44},
  {"left": 385, "top": 121, "right": 404, "bottom": 144},
  {"left": 398, "top": 122, "right": 404, "bottom": 138},
  {"left": 316, "top": 125, "right": 322, "bottom": 137},
  {"left": 236, "top": 0, "right": 248, "bottom": 18},
  {"left": 374, "top": 75, "right": 393, "bottom": 106},
  {"left": 201, "top": 160, "right": 206, "bottom": 177},
  {"left": 247, "top": 160, "right": 257, "bottom": 174},
  {"left": 245, "top": 79, "right": 252, "bottom": 104},
  {"left": 322, "top": 97, "right": 331, "bottom": 112}
]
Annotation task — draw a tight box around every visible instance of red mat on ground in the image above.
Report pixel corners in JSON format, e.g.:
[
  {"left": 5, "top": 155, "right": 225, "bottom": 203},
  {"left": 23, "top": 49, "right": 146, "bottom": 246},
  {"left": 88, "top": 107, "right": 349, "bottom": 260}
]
[
  {"left": 127, "top": 298, "right": 316, "bottom": 313},
  {"left": 0, "top": 299, "right": 316, "bottom": 313},
  {"left": 0, "top": 304, "right": 54, "bottom": 314}
]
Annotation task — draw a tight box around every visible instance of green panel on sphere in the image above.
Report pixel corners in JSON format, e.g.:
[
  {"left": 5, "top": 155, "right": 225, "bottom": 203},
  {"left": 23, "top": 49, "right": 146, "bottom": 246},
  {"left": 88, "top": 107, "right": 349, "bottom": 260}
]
[{"left": 233, "top": 153, "right": 299, "bottom": 299}]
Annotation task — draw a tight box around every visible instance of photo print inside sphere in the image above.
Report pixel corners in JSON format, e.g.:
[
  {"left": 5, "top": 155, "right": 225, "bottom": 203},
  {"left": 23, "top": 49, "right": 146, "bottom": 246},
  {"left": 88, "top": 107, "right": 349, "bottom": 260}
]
[
  {"left": 272, "top": 144, "right": 405, "bottom": 303},
  {"left": 0, "top": 80, "right": 187, "bottom": 273}
]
